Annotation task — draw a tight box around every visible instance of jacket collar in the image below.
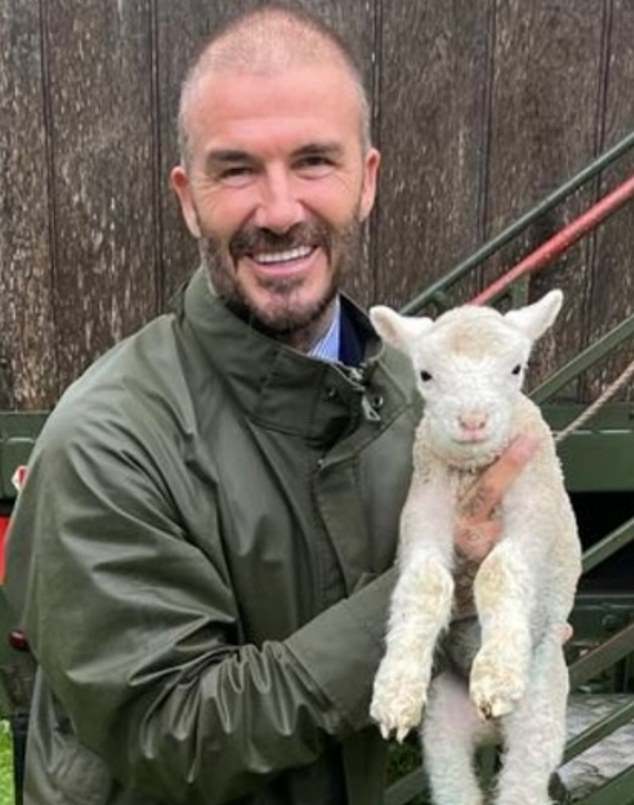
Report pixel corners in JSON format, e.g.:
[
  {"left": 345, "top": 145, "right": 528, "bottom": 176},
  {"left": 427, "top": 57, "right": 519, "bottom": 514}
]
[{"left": 180, "top": 267, "right": 413, "bottom": 444}]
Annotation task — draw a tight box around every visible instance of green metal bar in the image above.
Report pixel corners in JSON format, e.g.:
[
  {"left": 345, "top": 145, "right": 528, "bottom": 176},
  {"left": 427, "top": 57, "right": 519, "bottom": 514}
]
[
  {"left": 473, "top": 171, "right": 634, "bottom": 307},
  {"left": 382, "top": 530, "right": 634, "bottom": 802},
  {"left": 387, "top": 700, "right": 634, "bottom": 801},
  {"left": 575, "top": 764, "right": 634, "bottom": 805},
  {"left": 384, "top": 765, "right": 426, "bottom": 805},
  {"left": 401, "top": 130, "right": 634, "bottom": 315},
  {"left": 531, "top": 313, "right": 634, "bottom": 404},
  {"left": 569, "top": 622, "right": 634, "bottom": 690},
  {"left": 563, "top": 698, "right": 634, "bottom": 763},
  {"left": 384, "top": 620, "right": 634, "bottom": 802},
  {"left": 582, "top": 517, "right": 634, "bottom": 575}
]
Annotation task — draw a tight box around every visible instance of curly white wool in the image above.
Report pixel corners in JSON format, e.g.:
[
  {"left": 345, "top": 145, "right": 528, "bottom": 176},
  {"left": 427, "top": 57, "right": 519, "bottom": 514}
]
[{"left": 369, "top": 291, "right": 582, "bottom": 805}]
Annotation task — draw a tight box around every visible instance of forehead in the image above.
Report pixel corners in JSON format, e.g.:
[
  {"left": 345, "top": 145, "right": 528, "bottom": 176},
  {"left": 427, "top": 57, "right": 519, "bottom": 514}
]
[
  {"left": 184, "top": 64, "right": 363, "bottom": 159},
  {"left": 423, "top": 309, "right": 525, "bottom": 361}
]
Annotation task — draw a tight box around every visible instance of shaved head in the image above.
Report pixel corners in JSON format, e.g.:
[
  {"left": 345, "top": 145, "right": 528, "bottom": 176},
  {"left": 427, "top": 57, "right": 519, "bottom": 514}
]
[{"left": 177, "top": 3, "right": 371, "bottom": 166}]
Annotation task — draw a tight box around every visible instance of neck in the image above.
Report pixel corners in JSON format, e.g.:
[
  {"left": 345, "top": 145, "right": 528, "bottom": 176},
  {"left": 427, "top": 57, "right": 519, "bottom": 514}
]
[{"left": 276, "top": 298, "right": 339, "bottom": 354}]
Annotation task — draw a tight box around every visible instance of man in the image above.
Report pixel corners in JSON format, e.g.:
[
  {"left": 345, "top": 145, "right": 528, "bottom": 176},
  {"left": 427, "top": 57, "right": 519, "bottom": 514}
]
[{"left": 6, "top": 4, "right": 535, "bottom": 804}]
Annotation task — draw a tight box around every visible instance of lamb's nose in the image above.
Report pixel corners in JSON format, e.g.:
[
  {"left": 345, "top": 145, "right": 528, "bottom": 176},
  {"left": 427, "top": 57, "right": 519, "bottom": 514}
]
[{"left": 459, "top": 411, "right": 488, "bottom": 432}]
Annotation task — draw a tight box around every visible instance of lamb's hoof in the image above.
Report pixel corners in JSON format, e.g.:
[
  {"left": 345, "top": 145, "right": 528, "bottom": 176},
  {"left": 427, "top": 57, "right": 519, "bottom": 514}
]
[
  {"left": 469, "top": 654, "right": 525, "bottom": 721},
  {"left": 370, "top": 662, "right": 428, "bottom": 742},
  {"left": 370, "top": 691, "right": 425, "bottom": 742}
]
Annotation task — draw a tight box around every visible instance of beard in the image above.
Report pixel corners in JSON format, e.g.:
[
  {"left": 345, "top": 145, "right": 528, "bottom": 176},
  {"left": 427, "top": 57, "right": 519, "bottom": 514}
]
[{"left": 197, "top": 212, "right": 363, "bottom": 338}]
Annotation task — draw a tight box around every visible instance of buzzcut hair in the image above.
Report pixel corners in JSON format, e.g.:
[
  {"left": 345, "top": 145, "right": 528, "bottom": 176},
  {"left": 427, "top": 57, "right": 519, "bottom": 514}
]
[{"left": 177, "top": 2, "right": 372, "bottom": 167}]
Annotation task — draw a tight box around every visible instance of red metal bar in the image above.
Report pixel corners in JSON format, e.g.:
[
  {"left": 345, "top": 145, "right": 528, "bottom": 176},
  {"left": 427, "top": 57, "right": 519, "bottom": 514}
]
[
  {"left": 0, "top": 516, "right": 9, "bottom": 584},
  {"left": 471, "top": 172, "right": 634, "bottom": 306}
]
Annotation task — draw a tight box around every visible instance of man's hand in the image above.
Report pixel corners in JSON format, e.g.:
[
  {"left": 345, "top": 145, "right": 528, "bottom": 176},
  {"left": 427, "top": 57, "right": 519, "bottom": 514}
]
[{"left": 455, "top": 435, "right": 539, "bottom": 562}]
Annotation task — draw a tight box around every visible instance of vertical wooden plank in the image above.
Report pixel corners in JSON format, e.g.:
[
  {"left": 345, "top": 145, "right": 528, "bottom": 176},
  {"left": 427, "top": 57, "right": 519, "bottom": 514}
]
[
  {"left": 375, "top": 0, "right": 493, "bottom": 309},
  {"left": 484, "top": 0, "right": 604, "bottom": 393},
  {"left": 156, "top": 0, "right": 378, "bottom": 308},
  {"left": 301, "top": 0, "right": 377, "bottom": 308},
  {"left": 156, "top": 0, "right": 257, "bottom": 306},
  {"left": 585, "top": 0, "right": 634, "bottom": 402},
  {"left": 44, "top": 0, "right": 157, "bottom": 395},
  {"left": 0, "top": 0, "right": 58, "bottom": 409},
  {"left": 4, "top": 2, "right": 629, "bottom": 411}
]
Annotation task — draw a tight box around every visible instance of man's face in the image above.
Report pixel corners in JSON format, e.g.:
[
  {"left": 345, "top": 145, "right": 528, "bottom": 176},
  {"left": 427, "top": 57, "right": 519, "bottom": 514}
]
[{"left": 171, "top": 63, "right": 380, "bottom": 335}]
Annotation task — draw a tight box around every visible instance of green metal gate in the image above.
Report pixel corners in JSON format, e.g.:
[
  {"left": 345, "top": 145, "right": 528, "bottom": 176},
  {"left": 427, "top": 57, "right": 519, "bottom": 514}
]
[
  {"left": 1, "top": 135, "right": 633, "bottom": 805},
  {"left": 384, "top": 132, "right": 634, "bottom": 805}
]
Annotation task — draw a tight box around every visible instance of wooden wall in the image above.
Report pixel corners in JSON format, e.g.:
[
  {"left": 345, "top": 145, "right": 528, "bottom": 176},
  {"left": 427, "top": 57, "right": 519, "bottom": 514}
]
[{"left": 1, "top": 0, "right": 633, "bottom": 410}]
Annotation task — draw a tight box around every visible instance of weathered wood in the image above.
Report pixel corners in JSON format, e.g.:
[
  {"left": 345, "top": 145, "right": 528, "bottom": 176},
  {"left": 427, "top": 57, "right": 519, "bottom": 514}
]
[
  {"left": 304, "top": 0, "right": 377, "bottom": 308},
  {"left": 0, "top": 1, "right": 58, "bottom": 410},
  {"left": 43, "top": 0, "right": 157, "bottom": 395},
  {"left": 584, "top": 0, "right": 634, "bottom": 402},
  {"left": 375, "top": 0, "right": 492, "bottom": 309},
  {"left": 156, "top": 0, "right": 377, "bottom": 308},
  {"left": 155, "top": 0, "right": 238, "bottom": 306},
  {"left": 483, "top": 0, "right": 605, "bottom": 394},
  {"left": 1, "top": 2, "right": 633, "bottom": 411}
]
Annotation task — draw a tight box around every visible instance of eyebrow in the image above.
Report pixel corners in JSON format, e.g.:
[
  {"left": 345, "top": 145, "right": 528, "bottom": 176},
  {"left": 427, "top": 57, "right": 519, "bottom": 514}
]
[
  {"left": 293, "top": 142, "right": 344, "bottom": 159},
  {"left": 205, "top": 149, "right": 254, "bottom": 170}
]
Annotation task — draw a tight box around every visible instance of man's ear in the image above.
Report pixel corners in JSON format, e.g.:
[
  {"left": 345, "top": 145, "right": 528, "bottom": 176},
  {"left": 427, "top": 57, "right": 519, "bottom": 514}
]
[
  {"left": 170, "top": 166, "right": 202, "bottom": 238},
  {"left": 504, "top": 289, "right": 563, "bottom": 342},
  {"left": 358, "top": 147, "right": 380, "bottom": 221},
  {"left": 370, "top": 306, "right": 433, "bottom": 353}
]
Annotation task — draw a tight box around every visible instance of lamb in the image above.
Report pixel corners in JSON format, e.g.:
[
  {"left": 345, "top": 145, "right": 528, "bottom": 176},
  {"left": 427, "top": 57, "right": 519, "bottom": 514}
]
[{"left": 369, "top": 290, "right": 582, "bottom": 805}]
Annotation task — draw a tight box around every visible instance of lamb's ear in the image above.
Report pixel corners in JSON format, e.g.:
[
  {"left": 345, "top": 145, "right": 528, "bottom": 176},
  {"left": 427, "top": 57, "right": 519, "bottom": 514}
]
[
  {"left": 369, "top": 306, "right": 433, "bottom": 353},
  {"left": 504, "top": 290, "right": 563, "bottom": 342}
]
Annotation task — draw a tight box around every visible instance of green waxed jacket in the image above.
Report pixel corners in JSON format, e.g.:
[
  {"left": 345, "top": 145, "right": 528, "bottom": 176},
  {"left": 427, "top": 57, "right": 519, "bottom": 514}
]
[{"left": 6, "top": 267, "right": 420, "bottom": 805}]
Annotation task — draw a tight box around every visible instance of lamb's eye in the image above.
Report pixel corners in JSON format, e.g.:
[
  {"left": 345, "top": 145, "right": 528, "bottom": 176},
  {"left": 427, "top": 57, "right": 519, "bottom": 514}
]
[
  {"left": 512, "top": 364, "right": 522, "bottom": 375},
  {"left": 420, "top": 370, "right": 433, "bottom": 382}
]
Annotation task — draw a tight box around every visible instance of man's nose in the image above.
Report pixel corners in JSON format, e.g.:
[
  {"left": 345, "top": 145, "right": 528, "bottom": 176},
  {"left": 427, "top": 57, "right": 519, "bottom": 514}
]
[{"left": 253, "top": 168, "right": 304, "bottom": 233}]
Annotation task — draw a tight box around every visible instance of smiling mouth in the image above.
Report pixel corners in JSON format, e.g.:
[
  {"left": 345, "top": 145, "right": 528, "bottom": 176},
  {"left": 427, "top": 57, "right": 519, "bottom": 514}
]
[
  {"left": 250, "top": 245, "right": 316, "bottom": 266},
  {"left": 241, "top": 246, "right": 323, "bottom": 281}
]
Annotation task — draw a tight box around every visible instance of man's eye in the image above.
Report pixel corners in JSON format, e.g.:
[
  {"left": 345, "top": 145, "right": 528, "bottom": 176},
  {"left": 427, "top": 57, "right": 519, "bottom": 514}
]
[
  {"left": 301, "top": 156, "right": 328, "bottom": 166},
  {"left": 219, "top": 167, "right": 253, "bottom": 184},
  {"left": 296, "top": 156, "right": 334, "bottom": 174}
]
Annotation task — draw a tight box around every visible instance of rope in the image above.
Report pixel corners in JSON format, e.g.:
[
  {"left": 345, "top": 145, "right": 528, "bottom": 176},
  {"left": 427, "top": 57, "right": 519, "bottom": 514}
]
[{"left": 554, "top": 357, "right": 634, "bottom": 444}]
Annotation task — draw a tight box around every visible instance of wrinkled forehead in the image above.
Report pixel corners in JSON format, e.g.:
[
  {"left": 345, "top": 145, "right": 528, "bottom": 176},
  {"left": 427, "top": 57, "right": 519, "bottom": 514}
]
[
  {"left": 184, "top": 63, "right": 364, "bottom": 159},
  {"left": 422, "top": 308, "right": 529, "bottom": 362}
]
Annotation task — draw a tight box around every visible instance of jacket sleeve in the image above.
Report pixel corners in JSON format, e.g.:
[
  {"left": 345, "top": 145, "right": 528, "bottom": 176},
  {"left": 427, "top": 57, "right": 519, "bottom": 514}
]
[{"left": 6, "top": 409, "right": 395, "bottom": 804}]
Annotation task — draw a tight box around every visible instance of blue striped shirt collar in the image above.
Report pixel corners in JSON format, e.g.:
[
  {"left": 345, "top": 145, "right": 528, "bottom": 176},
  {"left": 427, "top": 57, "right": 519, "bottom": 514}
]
[{"left": 308, "top": 296, "right": 341, "bottom": 362}]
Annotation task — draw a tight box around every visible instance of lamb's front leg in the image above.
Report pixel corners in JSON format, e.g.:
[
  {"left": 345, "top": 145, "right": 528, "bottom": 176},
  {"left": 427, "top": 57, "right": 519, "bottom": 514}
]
[
  {"left": 371, "top": 473, "right": 454, "bottom": 742},
  {"left": 371, "top": 548, "right": 454, "bottom": 740},
  {"left": 470, "top": 539, "right": 533, "bottom": 720}
]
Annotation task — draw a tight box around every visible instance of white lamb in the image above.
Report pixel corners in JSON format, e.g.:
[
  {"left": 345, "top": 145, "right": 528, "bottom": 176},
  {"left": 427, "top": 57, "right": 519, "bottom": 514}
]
[{"left": 369, "top": 290, "right": 582, "bottom": 805}]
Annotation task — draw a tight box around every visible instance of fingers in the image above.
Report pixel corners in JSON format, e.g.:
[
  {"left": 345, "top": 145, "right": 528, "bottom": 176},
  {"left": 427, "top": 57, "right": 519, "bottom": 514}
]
[
  {"left": 546, "top": 622, "right": 574, "bottom": 644},
  {"left": 454, "top": 434, "right": 540, "bottom": 562},
  {"left": 460, "top": 434, "right": 540, "bottom": 522},
  {"left": 557, "top": 623, "right": 574, "bottom": 644},
  {"left": 455, "top": 520, "right": 503, "bottom": 562}
]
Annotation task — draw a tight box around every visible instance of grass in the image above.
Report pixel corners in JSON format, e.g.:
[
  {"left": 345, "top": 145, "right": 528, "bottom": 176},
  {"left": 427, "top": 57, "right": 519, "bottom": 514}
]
[{"left": 0, "top": 721, "right": 14, "bottom": 805}]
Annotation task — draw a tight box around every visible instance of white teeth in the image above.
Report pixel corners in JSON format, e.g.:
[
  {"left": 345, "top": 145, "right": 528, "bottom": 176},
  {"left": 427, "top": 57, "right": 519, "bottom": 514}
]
[{"left": 253, "top": 246, "right": 313, "bottom": 264}]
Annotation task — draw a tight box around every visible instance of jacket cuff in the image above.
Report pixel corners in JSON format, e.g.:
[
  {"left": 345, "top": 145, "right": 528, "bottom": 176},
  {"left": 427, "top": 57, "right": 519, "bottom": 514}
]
[{"left": 286, "top": 568, "right": 396, "bottom": 732}]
